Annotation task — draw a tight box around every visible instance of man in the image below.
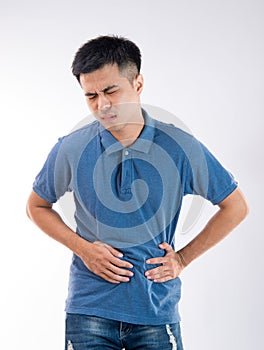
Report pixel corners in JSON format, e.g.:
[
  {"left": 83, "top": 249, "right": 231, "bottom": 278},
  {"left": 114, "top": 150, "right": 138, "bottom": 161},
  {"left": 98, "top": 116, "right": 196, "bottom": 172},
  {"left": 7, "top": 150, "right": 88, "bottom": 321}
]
[{"left": 26, "top": 35, "right": 249, "bottom": 350}]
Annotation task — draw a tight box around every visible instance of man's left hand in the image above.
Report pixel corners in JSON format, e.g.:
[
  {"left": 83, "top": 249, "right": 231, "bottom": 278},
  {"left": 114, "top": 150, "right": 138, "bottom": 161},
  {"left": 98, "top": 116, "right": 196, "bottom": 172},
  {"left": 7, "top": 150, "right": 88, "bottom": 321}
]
[{"left": 145, "top": 242, "right": 185, "bottom": 283}]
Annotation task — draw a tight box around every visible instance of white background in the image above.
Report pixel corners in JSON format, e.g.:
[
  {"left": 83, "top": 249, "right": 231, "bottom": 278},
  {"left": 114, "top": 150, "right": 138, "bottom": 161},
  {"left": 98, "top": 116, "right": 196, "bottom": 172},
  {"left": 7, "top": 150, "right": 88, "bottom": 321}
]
[{"left": 1, "top": 0, "right": 263, "bottom": 349}]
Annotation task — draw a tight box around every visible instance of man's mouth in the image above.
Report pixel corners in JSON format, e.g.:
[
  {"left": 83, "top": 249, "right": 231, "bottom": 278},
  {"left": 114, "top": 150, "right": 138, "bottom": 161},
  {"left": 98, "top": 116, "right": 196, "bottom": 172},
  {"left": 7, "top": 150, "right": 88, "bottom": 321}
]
[{"left": 101, "top": 114, "right": 117, "bottom": 123}]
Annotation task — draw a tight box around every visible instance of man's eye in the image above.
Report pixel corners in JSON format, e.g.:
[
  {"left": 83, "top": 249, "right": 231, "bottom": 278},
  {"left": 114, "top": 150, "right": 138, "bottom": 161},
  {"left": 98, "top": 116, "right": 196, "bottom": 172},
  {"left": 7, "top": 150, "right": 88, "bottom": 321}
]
[
  {"left": 88, "top": 95, "right": 97, "bottom": 100},
  {"left": 107, "top": 90, "right": 118, "bottom": 95}
]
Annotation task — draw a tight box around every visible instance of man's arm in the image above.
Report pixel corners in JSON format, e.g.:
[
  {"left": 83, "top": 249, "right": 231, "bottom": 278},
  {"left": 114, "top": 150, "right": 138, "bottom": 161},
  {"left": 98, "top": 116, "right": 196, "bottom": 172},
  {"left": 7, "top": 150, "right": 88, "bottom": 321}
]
[
  {"left": 145, "top": 187, "right": 249, "bottom": 282},
  {"left": 26, "top": 190, "right": 134, "bottom": 283}
]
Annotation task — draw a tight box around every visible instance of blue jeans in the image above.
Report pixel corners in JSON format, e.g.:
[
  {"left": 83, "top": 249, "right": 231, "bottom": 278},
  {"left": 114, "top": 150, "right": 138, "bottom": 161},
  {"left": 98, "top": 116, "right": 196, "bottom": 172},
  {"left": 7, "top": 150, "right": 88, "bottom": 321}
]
[{"left": 65, "top": 314, "right": 184, "bottom": 350}]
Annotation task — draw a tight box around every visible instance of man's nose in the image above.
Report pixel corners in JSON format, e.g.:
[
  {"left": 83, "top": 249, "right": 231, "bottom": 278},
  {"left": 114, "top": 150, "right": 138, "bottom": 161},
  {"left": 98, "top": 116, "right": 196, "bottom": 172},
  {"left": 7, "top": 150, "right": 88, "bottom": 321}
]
[{"left": 97, "top": 94, "right": 111, "bottom": 111}]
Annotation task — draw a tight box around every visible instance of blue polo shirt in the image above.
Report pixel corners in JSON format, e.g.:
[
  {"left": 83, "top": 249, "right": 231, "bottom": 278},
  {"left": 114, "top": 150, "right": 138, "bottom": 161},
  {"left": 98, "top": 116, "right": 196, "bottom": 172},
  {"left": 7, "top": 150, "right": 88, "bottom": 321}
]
[{"left": 33, "top": 109, "right": 237, "bottom": 325}]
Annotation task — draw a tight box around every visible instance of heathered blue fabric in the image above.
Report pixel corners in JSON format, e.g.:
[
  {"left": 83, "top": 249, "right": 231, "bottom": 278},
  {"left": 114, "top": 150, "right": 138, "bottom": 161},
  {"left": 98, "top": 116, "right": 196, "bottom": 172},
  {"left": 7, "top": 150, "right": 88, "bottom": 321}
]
[{"left": 33, "top": 110, "right": 237, "bottom": 325}]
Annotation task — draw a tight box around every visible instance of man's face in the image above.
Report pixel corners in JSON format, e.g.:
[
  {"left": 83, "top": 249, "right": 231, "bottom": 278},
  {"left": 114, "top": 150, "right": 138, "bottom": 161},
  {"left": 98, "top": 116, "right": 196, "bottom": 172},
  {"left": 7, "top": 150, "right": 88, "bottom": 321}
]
[{"left": 79, "top": 64, "right": 144, "bottom": 133}]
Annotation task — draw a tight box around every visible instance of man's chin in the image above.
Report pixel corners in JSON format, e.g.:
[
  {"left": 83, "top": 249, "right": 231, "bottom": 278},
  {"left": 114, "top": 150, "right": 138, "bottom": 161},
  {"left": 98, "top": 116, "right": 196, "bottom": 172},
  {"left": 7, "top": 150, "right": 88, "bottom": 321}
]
[
  {"left": 100, "top": 117, "right": 126, "bottom": 132},
  {"left": 105, "top": 123, "right": 126, "bottom": 132}
]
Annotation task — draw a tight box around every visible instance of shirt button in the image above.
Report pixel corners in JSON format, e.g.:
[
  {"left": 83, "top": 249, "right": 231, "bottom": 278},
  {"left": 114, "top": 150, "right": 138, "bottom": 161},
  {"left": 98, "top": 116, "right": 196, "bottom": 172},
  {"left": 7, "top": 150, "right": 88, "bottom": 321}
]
[{"left": 124, "top": 150, "right": 129, "bottom": 156}]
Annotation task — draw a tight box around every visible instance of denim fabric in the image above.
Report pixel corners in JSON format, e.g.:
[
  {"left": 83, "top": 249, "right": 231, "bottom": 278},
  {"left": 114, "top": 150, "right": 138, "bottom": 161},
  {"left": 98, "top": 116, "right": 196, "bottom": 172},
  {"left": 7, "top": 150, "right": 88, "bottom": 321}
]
[{"left": 65, "top": 314, "right": 184, "bottom": 350}]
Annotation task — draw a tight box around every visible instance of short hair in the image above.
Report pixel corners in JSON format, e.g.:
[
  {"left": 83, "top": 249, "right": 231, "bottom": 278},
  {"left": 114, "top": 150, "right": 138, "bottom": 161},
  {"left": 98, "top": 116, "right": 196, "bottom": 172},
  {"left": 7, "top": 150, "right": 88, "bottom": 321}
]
[{"left": 72, "top": 35, "right": 141, "bottom": 84}]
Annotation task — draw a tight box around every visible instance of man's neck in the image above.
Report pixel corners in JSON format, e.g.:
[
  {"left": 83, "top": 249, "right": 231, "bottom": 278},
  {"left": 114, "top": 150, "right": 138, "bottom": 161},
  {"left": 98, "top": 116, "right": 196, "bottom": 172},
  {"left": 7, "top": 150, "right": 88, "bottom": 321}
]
[{"left": 110, "top": 111, "right": 145, "bottom": 147}]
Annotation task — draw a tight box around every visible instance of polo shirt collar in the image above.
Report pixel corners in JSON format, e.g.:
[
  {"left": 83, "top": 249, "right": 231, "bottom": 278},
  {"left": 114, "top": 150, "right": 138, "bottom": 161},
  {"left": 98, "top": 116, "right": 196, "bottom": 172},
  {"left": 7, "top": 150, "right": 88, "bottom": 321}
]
[{"left": 98, "top": 108, "right": 155, "bottom": 155}]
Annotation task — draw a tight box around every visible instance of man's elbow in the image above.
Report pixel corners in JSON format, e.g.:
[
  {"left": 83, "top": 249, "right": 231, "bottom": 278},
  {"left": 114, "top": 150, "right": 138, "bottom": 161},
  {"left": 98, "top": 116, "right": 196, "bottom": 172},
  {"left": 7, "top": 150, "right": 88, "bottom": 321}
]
[
  {"left": 232, "top": 188, "right": 250, "bottom": 224},
  {"left": 26, "top": 190, "right": 53, "bottom": 222},
  {"left": 26, "top": 199, "right": 34, "bottom": 221},
  {"left": 219, "top": 187, "right": 249, "bottom": 224},
  {"left": 238, "top": 195, "right": 250, "bottom": 222},
  {"left": 26, "top": 190, "right": 42, "bottom": 221}
]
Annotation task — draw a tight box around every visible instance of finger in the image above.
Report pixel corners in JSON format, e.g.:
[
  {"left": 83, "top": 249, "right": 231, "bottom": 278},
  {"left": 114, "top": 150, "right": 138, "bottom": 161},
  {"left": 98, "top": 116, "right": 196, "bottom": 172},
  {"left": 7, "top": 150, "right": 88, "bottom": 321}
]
[
  {"left": 102, "top": 270, "right": 131, "bottom": 283},
  {"left": 158, "top": 242, "right": 173, "bottom": 253},
  {"left": 106, "top": 244, "right": 124, "bottom": 258},
  {"left": 108, "top": 255, "right": 134, "bottom": 269},
  {"left": 146, "top": 267, "right": 175, "bottom": 283},
  {"left": 145, "top": 266, "right": 169, "bottom": 279},
  {"left": 152, "top": 275, "right": 174, "bottom": 283},
  {"left": 100, "top": 274, "right": 121, "bottom": 284},
  {"left": 98, "top": 243, "right": 134, "bottom": 268},
  {"left": 93, "top": 241, "right": 124, "bottom": 258},
  {"left": 146, "top": 257, "right": 166, "bottom": 265},
  {"left": 108, "top": 264, "right": 134, "bottom": 277}
]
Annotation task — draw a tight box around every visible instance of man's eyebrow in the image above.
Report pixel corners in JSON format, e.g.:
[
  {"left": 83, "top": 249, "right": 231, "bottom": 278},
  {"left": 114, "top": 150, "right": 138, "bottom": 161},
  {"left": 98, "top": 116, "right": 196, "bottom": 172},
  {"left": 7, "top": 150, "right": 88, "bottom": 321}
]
[{"left": 85, "top": 85, "right": 119, "bottom": 96}]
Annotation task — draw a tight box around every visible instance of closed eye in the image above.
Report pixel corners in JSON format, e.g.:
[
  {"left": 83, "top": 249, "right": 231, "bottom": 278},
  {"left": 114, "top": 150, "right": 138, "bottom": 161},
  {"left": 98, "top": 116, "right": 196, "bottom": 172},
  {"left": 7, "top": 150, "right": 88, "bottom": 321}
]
[
  {"left": 87, "top": 91, "right": 117, "bottom": 100},
  {"left": 85, "top": 92, "right": 98, "bottom": 100},
  {"left": 106, "top": 90, "right": 118, "bottom": 95},
  {"left": 88, "top": 95, "right": 97, "bottom": 100}
]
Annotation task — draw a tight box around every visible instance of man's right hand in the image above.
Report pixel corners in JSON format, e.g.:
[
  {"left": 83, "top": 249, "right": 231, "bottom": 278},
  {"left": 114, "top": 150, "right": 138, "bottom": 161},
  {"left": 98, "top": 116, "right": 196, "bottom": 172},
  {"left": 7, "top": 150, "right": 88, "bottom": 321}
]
[
  {"left": 26, "top": 191, "right": 133, "bottom": 284},
  {"left": 78, "top": 240, "right": 134, "bottom": 284}
]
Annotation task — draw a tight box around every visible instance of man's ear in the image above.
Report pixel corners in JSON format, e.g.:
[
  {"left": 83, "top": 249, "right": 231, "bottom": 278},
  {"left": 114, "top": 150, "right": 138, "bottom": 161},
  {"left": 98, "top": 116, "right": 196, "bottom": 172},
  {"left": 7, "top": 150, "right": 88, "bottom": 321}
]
[{"left": 134, "top": 74, "right": 144, "bottom": 95}]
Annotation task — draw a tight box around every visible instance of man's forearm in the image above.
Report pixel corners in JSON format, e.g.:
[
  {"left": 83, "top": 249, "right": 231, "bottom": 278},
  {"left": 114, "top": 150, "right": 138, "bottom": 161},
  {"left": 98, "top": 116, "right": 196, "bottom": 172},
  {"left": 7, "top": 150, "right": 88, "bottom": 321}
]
[
  {"left": 27, "top": 190, "right": 134, "bottom": 283},
  {"left": 27, "top": 201, "right": 89, "bottom": 257},
  {"left": 178, "top": 188, "right": 249, "bottom": 267}
]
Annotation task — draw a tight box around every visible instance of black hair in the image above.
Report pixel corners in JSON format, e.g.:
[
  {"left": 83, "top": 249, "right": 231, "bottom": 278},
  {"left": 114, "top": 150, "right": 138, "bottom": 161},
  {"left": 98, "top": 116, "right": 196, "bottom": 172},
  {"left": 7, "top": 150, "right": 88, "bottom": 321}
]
[{"left": 72, "top": 35, "right": 141, "bottom": 83}]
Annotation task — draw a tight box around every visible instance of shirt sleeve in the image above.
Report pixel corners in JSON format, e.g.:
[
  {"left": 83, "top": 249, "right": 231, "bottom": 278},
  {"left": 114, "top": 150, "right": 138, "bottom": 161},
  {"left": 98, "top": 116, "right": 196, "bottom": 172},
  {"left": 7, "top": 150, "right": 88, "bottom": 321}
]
[
  {"left": 33, "top": 137, "right": 71, "bottom": 203},
  {"left": 184, "top": 136, "right": 238, "bottom": 205}
]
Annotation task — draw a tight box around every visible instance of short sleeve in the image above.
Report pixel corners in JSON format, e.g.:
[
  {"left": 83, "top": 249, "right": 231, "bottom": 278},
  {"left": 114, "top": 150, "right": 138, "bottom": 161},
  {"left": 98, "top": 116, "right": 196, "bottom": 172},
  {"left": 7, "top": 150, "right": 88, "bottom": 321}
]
[
  {"left": 184, "top": 137, "right": 238, "bottom": 205},
  {"left": 33, "top": 137, "right": 71, "bottom": 203}
]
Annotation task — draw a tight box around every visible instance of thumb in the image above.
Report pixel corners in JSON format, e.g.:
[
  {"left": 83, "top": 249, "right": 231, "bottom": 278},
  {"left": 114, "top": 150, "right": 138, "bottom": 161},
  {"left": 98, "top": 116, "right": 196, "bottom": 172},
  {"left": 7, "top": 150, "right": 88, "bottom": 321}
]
[{"left": 159, "top": 242, "right": 173, "bottom": 253}]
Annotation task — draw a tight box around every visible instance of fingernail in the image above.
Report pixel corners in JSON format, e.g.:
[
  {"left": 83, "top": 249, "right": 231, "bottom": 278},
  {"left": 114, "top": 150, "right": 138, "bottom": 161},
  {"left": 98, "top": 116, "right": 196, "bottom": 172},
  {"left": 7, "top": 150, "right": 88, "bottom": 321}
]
[
  {"left": 146, "top": 260, "right": 150, "bottom": 264},
  {"left": 118, "top": 253, "right": 123, "bottom": 257}
]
